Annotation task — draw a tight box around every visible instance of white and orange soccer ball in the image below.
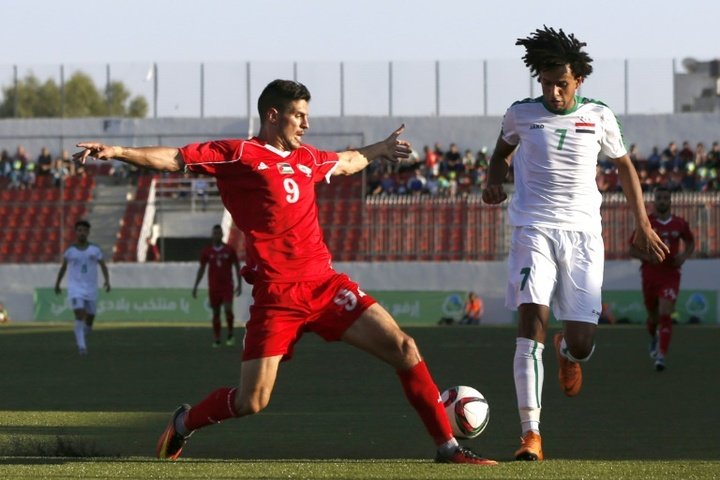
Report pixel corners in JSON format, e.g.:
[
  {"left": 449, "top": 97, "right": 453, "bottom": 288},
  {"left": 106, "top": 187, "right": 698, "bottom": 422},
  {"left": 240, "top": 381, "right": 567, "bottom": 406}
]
[{"left": 441, "top": 385, "right": 490, "bottom": 439}]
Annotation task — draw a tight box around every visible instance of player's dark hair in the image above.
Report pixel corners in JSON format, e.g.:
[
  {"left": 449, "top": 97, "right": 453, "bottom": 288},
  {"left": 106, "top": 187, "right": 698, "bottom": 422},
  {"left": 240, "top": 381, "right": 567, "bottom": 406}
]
[
  {"left": 75, "top": 220, "right": 90, "bottom": 229},
  {"left": 257, "top": 79, "right": 311, "bottom": 122},
  {"left": 212, "top": 224, "right": 222, "bottom": 231},
  {"left": 516, "top": 26, "right": 593, "bottom": 79}
]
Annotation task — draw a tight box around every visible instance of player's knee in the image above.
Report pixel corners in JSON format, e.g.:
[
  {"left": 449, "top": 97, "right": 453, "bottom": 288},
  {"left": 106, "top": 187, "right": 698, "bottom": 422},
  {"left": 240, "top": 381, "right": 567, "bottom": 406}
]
[
  {"left": 566, "top": 341, "right": 595, "bottom": 362},
  {"left": 235, "top": 393, "right": 270, "bottom": 416},
  {"left": 396, "top": 334, "right": 420, "bottom": 363}
]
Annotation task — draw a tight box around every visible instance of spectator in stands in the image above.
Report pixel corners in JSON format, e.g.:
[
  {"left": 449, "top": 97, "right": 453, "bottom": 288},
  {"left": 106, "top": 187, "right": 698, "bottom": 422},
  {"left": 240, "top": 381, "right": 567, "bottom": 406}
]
[
  {"left": 22, "top": 159, "right": 36, "bottom": 189},
  {"left": 677, "top": 141, "right": 694, "bottom": 169},
  {"left": 57, "top": 149, "right": 76, "bottom": 177},
  {"left": 379, "top": 171, "right": 397, "bottom": 195},
  {"left": 9, "top": 145, "right": 29, "bottom": 189},
  {"left": 51, "top": 157, "right": 70, "bottom": 187},
  {"left": 646, "top": 146, "right": 662, "bottom": 172},
  {"left": 423, "top": 145, "right": 439, "bottom": 177},
  {"left": 406, "top": 168, "right": 427, "bottom": 195},
  {"left": 694, "top": 142, "right": 707, "bottom": 166},
  {"left": 476, "top": 147, "right": 489, "bottom": 170},
  {"left": 436, "top": 174, "right": 450, "bottom": 196},
  {"left": 661, "top": 141, "right": 678, "bottom": 170},
  {"left": 637, "top": 166, "right": 654, "bottom": 192},
  {"left": 445, "top": 143, "right": 463, "bottom": 175},
  {"left": 0, "top": 149, "right": 10, "bottom": 178},
  {"left": 37, "top": 147, "right": 53, "bottom": 176},
  {"left": 708, "top": 141, "right": 720, "bottom": 167},
  {"left": 425, "top": 173, "right": 440, "bottom": 195}
]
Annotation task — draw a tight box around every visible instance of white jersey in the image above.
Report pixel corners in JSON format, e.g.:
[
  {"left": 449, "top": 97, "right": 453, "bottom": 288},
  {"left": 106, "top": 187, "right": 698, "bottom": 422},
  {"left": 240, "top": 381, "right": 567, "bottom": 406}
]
[
  {"left": 63, "top": 243, "right": 104, "bottom": 301},
  {"left": 501, "top": 95, "right": 627, "bottom": 233}
]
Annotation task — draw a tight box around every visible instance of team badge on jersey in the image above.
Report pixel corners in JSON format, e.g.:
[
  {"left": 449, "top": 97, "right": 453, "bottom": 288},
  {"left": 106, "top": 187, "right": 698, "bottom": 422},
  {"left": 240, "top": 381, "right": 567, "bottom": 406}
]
[
  {"left": 575, "top": 117, "right": 596, "bottom": 134},
  {"left": 297, "top": 164, "right": 312, "bottom": 177},
  {"left": 277, "top": 163, "right": 294, "bottom": 175}
]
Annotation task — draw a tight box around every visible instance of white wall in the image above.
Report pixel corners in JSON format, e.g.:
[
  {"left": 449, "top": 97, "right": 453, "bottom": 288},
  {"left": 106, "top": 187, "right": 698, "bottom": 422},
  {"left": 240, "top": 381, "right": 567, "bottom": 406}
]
[{"left": 2, "top": 260, "right": 719, "bottom": 323}]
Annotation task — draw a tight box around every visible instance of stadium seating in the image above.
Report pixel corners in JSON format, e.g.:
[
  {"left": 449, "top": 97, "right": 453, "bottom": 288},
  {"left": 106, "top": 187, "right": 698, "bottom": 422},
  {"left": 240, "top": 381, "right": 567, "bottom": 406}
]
[
  {"left": 0, "top": 175, "right": 93, "bottom": 263},
  {"left": 113, "top": 175, "right": 153, "bottom": 262}
]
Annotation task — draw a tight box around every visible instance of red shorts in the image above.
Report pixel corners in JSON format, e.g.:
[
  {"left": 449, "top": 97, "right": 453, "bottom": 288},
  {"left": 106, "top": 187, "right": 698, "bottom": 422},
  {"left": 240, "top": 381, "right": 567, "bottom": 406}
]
[
  {"left": 641, "top": 270, "right": 680, "bottom": 310},
  {"left": 242, "top": 272, "right": 376, "bottom": 362},
  {"left": 209, "top": 287, "right": 234, "bottom": 308}
]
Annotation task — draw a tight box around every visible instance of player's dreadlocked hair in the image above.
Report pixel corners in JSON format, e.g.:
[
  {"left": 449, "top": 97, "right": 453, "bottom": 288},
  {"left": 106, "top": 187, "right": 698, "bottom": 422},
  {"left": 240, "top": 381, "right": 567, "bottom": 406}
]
[{"left": 516, "top": 26, "right": 593, "bottom": 78}]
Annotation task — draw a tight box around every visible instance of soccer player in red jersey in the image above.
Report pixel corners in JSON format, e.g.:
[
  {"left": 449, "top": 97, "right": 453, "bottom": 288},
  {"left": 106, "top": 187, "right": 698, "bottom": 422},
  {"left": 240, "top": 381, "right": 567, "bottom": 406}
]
[
  {"left": 73, "top": 79, "right": 496, "bottom": 465},
  {"left": 192, "top": 224, "right": 242, "bottom": 347},
  {"left": 630, "top": 187, "right": 695, "bottom": 371}
]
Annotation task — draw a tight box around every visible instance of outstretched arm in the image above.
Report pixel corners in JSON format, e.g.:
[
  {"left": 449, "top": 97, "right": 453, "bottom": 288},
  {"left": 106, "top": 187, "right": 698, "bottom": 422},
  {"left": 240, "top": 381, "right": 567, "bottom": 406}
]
[
  {"left": 73, "top": 143, "right": 184, "bottom": 172},
  {"left": 613, "top": 154, "right": 669, "bottom": 263},
  {"left": 333, "top": 124, "right": 412, "bottom": 176}
]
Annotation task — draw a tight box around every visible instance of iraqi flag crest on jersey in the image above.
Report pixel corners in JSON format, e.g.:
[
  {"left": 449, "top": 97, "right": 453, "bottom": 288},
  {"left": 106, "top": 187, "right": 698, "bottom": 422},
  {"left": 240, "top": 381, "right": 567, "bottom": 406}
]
[{"left": 575, "top": 121, "right": 595, "bottom": 134}]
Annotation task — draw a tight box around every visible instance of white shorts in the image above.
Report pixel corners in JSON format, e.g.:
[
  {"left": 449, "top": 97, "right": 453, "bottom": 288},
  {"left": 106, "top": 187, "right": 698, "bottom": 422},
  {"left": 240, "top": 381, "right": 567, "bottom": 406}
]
[
  {"left": 70, "top": 297, "right": 97, "bottom": 316},
  {"left": 505, "top": 226, "right": 604, "bottom": 323}
]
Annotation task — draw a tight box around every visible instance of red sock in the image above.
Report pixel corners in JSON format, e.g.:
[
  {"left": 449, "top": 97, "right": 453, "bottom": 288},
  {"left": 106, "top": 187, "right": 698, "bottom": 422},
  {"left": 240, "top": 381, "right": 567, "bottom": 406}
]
[
  {"left": 397, "top": 360, "right": 453, "bottom": 445},
  {"left": 646, "top": 318, "right": 657, "bottom": 337},
  {"left": 212, "top": 313, "right": 221, "bottom": 340},
  {"left": 184, "top": 387, "right": 238, "bottom": 431},
  {"left": 658, "top": 314, "right": 672, "bottom": 356},
  {"left": 226, "top": 312, "right": 235, "bottom": 336}
]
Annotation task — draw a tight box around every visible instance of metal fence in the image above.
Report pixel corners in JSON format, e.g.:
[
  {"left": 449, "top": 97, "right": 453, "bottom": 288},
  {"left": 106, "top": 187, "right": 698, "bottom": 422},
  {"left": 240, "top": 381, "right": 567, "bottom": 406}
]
[
  {"left": 0, "top": 58, "right": 679, "bottom": 118},
  {"left": 353, "top": 192, "right": 720, "bottom": 261}
]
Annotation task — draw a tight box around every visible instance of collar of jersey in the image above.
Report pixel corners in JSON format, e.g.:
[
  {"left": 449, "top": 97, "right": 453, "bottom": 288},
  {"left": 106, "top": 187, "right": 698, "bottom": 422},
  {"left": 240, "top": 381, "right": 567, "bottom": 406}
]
[
  {"left": 540, "top": 95, "right": 582, "bottom": 115},
  {"left": 251, "top": 137, "right": 292, "bottom": 159}
]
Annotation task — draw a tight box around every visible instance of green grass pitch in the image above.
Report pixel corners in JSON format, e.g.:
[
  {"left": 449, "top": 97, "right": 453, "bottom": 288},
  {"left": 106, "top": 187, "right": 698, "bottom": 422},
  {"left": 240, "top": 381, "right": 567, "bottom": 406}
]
[{"left": 0, "top": 322, "right": 718, "bottom": 479}]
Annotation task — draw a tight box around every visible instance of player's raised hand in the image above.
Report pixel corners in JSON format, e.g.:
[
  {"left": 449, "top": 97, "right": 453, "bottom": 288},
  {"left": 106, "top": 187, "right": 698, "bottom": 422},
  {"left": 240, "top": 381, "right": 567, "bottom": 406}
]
[
  {"left": 633, "top": 225, "right": 669, "bottom": 264},
  {"left": 73, "top": 143, "right": 119, "bottom": 164},
  {"left": 482, "top": 184, "right": 508, "bottom": 204},
  {"left": 382, "top": 124, "right": 412, "bottom": 163}
]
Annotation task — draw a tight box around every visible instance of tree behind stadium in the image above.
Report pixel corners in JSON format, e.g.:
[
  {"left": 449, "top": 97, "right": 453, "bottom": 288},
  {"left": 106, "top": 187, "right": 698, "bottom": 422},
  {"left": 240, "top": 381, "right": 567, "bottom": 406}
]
[{"left": 0, "top": 71, "right": 148, "bottom": 118}]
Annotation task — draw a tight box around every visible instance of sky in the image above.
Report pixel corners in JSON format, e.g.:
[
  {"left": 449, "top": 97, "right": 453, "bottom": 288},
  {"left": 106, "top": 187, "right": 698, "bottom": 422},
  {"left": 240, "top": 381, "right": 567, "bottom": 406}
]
[
  {"left": 1, "top": 0, "right": 718, "bottom": 116},
  {"left": 3, "top": 0, "right": 718, "bottom": 63}
]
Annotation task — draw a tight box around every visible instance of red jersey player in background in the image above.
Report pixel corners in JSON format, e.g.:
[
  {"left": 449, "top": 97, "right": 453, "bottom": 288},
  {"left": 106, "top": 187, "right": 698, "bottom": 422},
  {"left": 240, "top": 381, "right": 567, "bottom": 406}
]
[
  {"left": 73, "top": 79, "right": 496, "bottom": 466},
  {"left": 192, "top": 224, "right": 242, "bottom": 347},
  {"left": 630, "top": 187, "right": 695, "bottom": 371}
]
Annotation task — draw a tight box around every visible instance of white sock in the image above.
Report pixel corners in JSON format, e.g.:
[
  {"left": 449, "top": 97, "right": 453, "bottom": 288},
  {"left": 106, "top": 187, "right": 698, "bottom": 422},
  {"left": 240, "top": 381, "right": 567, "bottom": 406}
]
[
  {"left": 74, "top": 320, "right": 87, "bottom": 351},
  {"left": 514, "top": 337, "right": 544, "bottom": 434}
]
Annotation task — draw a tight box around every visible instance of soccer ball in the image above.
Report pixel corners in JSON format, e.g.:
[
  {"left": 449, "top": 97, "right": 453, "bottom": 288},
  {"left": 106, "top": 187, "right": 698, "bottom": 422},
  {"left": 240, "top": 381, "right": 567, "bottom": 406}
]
[{"left": 441, "top": 385, "right": 489, "bottom": 439}]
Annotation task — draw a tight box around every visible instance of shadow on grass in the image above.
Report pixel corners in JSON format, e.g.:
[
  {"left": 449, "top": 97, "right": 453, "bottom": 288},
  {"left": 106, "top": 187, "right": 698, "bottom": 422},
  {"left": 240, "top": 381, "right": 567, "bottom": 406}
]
[{"left": 4, "top": 435, "right": 117, "bottom": 458}]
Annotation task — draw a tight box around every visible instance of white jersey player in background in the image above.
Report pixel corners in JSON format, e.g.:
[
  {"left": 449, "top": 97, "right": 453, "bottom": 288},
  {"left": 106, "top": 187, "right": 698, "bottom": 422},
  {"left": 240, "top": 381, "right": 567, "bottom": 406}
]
[
  {"left": 482, "top": 26, "right": 668, "bottom": 461},
  {"left": 55, "top": 220, "right": 111, "bottom": 355}
]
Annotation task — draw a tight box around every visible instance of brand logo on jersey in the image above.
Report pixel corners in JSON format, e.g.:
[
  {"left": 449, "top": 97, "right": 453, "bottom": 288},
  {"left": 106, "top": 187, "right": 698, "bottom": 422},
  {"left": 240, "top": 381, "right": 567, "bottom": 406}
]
[
  {"left": 257, "top": 162, "right": 269, "bottom": 171},
  {"left": 297, "top": 164, "right": 312, "bottom": 177},
  {"left": 575, "top": 121, "right": 596, "bottom": 134},
  {"left": 277, "top": 163, "right": 294, "bottom": 175},
  {"left": 530, "top": 123, "right": 544, "bottom": 130}
]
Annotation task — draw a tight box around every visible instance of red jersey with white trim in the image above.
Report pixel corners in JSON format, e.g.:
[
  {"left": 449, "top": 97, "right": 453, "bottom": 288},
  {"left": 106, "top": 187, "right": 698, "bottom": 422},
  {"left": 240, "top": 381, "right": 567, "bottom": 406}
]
[
  {"left": 181, "top": 138, "right": 339, "bottom": 283},
  {"left": 200, "top": 243, "right": 238, "bottom": 292},
  {"left": 639, "top": 213, "right": 694, "bottom": 276}
]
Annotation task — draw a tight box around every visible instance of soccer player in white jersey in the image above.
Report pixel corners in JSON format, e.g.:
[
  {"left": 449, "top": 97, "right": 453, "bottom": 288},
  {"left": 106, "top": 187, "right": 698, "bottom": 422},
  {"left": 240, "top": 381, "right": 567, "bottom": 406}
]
[
  {"left": 482, "top": 26, "right": 668, "bottom": 461},
  {"left": 55, "top": 220, "right": 111, "bottom": 355}
]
